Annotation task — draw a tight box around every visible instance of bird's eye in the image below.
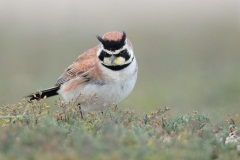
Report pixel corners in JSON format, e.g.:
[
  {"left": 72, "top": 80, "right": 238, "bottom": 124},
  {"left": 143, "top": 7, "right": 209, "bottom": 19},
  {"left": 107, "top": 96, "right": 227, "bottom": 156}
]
[
  {"left": 98, "top": 51, "right": 111, "bottom": 61},
  {"left": 118, "top": 49, "right": 130, "bottom": 60}
]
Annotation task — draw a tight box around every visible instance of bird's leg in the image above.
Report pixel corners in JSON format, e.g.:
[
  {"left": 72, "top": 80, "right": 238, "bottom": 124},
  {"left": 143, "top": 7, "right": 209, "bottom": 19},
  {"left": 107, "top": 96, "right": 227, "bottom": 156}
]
[
  {"left": 78, "top": 103, "right": 84, "bottom": 120},
  {"left": 114, "top": 104, "right": 118, "bottom": 111}
]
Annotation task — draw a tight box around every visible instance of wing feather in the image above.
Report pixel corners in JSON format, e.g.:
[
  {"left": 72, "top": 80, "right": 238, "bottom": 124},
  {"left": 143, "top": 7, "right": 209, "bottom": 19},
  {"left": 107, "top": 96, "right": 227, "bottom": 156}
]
[{"left": 55, "top": 46, "right": 99, "bottom": 86}]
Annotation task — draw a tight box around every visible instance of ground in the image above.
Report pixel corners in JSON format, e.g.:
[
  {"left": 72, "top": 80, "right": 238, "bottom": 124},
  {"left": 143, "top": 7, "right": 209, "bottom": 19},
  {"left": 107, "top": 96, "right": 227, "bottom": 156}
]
[{"left": 0, "top": 99, "right": 240, "bottom": 160}]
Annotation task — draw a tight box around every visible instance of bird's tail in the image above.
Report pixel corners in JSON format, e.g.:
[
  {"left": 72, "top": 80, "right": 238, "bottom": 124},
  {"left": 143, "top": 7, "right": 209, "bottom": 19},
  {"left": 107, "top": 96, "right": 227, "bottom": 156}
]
[{"left": 26, "top": 86, "right": 60, "bottom": 101}]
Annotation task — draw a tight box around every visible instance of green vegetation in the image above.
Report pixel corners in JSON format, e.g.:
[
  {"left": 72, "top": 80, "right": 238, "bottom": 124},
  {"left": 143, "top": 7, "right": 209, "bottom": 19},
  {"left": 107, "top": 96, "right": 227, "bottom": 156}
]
[{"left": 0, "top": 99, "right": 239, "bottom": 160}]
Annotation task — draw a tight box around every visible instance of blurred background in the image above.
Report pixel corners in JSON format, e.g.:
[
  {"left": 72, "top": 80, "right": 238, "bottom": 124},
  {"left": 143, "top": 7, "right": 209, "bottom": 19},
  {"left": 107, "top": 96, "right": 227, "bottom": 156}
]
[{"left": 0, "top": 0, "right": 239, "bottom": 121}]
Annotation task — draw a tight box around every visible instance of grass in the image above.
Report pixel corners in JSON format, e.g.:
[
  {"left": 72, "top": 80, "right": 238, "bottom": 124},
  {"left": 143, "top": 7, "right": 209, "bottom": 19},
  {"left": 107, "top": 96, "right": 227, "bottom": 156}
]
[{"left": 0, "top": 99, "right": 240, "bottom": 160}]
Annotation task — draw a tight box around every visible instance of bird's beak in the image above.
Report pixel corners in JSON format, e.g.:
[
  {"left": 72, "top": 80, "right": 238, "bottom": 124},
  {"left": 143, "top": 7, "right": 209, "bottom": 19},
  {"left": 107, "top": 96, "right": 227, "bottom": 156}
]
[{"left": 110, "top": 55, "right": 116, "bottom": 64}]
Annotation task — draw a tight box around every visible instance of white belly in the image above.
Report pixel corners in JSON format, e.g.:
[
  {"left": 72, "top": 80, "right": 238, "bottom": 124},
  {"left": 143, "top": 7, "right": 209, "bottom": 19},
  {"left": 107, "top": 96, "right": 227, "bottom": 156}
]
[{"left": 59, "top": 75, "right": 137, "bottom": 111}]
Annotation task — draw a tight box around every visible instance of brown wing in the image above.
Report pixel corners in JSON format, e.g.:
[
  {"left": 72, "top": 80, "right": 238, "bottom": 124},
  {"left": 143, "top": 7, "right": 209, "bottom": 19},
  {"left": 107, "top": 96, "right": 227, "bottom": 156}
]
[{"left": 55, "top": 46, "right": 100, "bottom": 86}]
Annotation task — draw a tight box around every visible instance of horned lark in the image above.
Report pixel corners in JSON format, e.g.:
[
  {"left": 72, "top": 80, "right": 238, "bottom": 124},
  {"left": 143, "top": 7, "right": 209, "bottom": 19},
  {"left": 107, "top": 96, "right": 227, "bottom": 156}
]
[{"left": 27, "top": 31, "right": 138, "bottom": 112}]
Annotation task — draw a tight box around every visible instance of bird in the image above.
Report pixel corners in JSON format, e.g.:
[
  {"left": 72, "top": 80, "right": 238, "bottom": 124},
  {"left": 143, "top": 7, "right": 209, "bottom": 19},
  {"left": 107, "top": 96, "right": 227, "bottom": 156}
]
[{"left": 27, "top": 31, "right": 138, "bottom": 113}]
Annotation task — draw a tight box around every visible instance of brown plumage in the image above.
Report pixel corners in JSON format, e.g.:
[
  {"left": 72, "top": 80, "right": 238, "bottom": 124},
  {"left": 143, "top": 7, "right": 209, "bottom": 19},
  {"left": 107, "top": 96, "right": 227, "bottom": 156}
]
[{"left": 56, "top": 46, "right": 103, "bottom": 92}]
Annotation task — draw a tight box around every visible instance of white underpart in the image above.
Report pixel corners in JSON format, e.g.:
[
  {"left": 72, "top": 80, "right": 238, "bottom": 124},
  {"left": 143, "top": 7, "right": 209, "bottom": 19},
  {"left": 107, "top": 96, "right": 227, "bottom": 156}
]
[{"left": 58, "top": 56, "right": 137, "bottom": 112}]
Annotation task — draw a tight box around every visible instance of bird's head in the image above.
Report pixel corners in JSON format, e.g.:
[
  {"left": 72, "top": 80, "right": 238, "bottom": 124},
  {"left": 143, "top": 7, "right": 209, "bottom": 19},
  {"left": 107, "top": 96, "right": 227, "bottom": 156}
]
[{"left": 97, "top": 31, "right": 134, "bottom": 70}]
